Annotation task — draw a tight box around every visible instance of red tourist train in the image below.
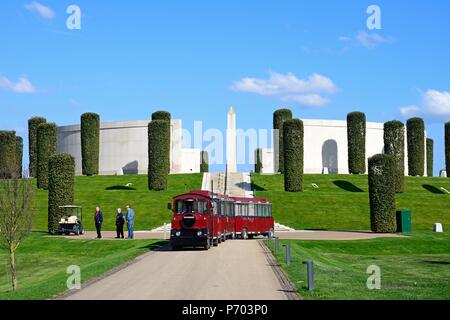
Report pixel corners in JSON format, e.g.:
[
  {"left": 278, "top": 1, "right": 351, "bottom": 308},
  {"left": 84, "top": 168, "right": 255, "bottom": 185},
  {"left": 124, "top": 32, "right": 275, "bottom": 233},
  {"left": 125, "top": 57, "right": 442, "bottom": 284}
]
[{"left": 169, "top": 190, "right": 274, "bottom": 250}]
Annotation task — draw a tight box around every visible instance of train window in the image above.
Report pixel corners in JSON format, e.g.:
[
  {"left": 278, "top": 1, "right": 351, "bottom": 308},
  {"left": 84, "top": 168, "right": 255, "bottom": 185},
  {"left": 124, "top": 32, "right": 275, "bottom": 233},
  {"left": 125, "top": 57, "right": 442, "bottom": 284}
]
[
  {"left": 176, "top": 199, "right": 208, "bottom": 214},
  {"left": 248, "top": 203, "right": 255, "bottom": 217}
]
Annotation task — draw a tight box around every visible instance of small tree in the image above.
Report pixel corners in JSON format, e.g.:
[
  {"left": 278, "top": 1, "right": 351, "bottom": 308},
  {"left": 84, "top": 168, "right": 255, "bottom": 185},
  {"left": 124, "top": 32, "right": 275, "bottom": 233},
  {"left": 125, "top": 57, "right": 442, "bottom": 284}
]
[
  {"left": 81, "top": 112, "right": 100, "bottom": 176},
  {"left": 255, "top": 148, "right": 263, "bottom": 173},
  {"left": 148, "top": 120, "right": 170, "bottom": 191},
  {"left": 383, "top": 120, "right": 405, "bottom": 193},
  {"left": 283, "top": 119, "right": 304, "bottom": 192},
  {"left": 15, "top": 136, "right": 23, "bottom": 178},
  {"left": 368, "top": 154, "right": 397, "bottom": 233},
  {"left": 407, "top": 117, "right": 425, "bottom": 176},
  {"left": 28, "top": 117, "right": 47, "bottom": 177},
  {"left": 48, "top": 153, "right": 75, "bottom": 235},
  {"left": 273, "top": 109, "right": 293, "bottom": 173},
  {"left": 427, "top": 138, "right": 433, "bottom": 177},
  {"left": 0, "top": 178, "right": 35, "bottom": 291},
  {"left": 347, "top": 112, "right": 366, "bottom": 174},
  {"left": 445, "top": 122, "right": 450, "bottom": 176},
  {"left": 37, "top": 123, "right": 57, "bottom": 190},
  {"left": 200, "top": 151, "right": 209, "bottom": 173}
]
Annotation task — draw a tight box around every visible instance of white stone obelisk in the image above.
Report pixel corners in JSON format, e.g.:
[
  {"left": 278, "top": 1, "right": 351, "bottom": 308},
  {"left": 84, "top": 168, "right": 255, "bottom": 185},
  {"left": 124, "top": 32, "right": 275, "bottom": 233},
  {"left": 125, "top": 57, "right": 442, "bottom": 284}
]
[{"left": 226, "top": 107, "right": 237, "bottom": 173}]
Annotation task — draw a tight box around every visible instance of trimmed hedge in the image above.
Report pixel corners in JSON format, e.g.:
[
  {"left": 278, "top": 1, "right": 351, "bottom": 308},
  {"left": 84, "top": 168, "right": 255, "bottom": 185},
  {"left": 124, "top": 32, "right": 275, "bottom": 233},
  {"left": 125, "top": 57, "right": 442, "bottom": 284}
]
[
  {"left": 427, "top": 138, "right": 433, "bottom": 177},
  {"left": 273, "top": 109, "right": 293, "bottom": 173},
  {"left": 15, "top": 136, "right": 23, "bottom": 178},
  {"left": 28, "top": 117, "right": 47, "bottom": 177},
  {"left": 148, "top": 120, "right": 170, "bottom": 191},
  {"left": 0, "top": 131, "right": 17, "bottom": 178},
  {"left": 255, "top": 148, "right": 262, "bottom": 173},
  {"left": 347, "top": 112, "right": 366, "bottom": 174},
  {"left": 446, "top": 122, "right": 450, "bottom": 176},
  {"left": 383, "top": 120, "right": 405, "bottom": 193},
  {"left": 48, "top": 153, "right": 75, "bottom": 235},
  {"left": 368, "top": 154, "right": 397, "bottom": 233},
  {"left": 81, "top": 113, "right": 100, "bottom": 176},
  {"left": 283, "top": 119, "right": 304, "bottom": 192},
  {"left": 37, "top": 123, "right": 57, "bottom": 190},
  {"left": 200, "top": 151, "right": 209, "bottom": 173},
  {"left": 406, "top": 117, "right": 425, "bottom": 176},
  {"left": 152, "top": 111, "right": 171, "bottom": 122}
]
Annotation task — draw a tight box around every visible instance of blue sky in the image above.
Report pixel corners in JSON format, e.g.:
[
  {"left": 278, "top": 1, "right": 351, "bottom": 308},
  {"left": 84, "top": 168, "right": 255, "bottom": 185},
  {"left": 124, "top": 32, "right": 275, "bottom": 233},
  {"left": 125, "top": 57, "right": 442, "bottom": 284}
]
[{"left": 1, "top": 0, "right": 449, "bottom": 173}]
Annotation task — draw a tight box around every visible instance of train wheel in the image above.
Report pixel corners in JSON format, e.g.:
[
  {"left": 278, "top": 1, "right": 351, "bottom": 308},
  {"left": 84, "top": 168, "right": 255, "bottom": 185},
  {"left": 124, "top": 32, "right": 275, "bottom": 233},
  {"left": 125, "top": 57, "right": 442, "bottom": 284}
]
[
  {"left": 218, "top": 236, "right": 222, "bottom": 244},
  {"left": 172, "top": 245, "right": 181, "bottom": 251},
  {"left": 222, "top": 234, "right": 226, "bottom": 242},
  {"left": 213, "top": 238, "right": 219, "bottom": 246},
  {"left": 204, "top": 240, "right": 211, "bottom": 250}
]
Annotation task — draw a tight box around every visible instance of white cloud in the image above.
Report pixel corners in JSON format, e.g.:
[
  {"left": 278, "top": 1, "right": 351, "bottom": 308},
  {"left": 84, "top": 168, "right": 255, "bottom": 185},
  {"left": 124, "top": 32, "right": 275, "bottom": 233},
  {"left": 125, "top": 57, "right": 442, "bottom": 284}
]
[
  {"left": 25, "top": 1, "right": 55, "bottom": 19},
  {"left": 400, "top": 90, "right": 450, "bottom": 119},
  {"left": 0, "top": 75, "right": 36, "bottom": 94},
  {"left": 231, "top": 71, "right": 337, "bottom": 107},
  {"left": 339, "top": 31, "right": 395, "bottom": 49}
]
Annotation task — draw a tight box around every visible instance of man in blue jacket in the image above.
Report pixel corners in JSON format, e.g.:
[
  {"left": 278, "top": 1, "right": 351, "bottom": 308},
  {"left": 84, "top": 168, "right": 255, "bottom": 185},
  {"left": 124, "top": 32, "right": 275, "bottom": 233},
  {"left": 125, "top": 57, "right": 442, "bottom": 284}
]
[
  {"left": 126, "top": 205, "right": 135, "bottom": 239},
  {"left": 94, "top": 207, "right": 103, "bottom": 239}
]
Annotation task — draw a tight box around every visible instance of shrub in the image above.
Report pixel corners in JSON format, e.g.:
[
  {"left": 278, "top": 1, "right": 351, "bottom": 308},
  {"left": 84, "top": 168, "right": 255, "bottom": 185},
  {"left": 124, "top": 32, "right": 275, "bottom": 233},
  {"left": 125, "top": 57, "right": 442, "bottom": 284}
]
[
  {"left": 347, "top": 112, "right": 366, "bottom": 174},
  {"left": 255, "top": 148, "right": 262, "bottom": 173},
  {"left": 446, "top": 122, "right": 450, "bottom": 176},
  {"left": 15, "top": 136, "right": 23, "bottom": 178},
  {"left": 273, "top": 109, "right": 293, "bottom": 173},
  {"left": 28, "top": 117, "right": 47, "bottom": 178},
  {"left": 152, "top": 111, "right": 171, "bottom": 122},
  {"left": 148, "top": 120, "right": 170, "bottom": 191},
  {"left": 406, "top": 117, "right": 425, "bottom": 176},
  {"left": 81, "top": 113, "right": 100, "bottom": 176},
  {"left": 47, "top": 153, "right": 75, "bottom": 235},
  {"left": 283, "top": 119, "right": 304, "bottom": 192},
  {"left": 383, "top": 120, "right": 405, "bottom": 193},
  {"left": 37, "top": 123, "right": 57, "bottom": 190},
  {"left": 200, "top": 151, "right": 209, "bottom": 173},
  {"left": 368, "top": 154, "right": 397, "bottom": 233},
  {"left": 427, "top": 138, "right": 433, "bottom": 177},
  {"left": 0, "top": 131, "right": 17, "bottom": 178}
]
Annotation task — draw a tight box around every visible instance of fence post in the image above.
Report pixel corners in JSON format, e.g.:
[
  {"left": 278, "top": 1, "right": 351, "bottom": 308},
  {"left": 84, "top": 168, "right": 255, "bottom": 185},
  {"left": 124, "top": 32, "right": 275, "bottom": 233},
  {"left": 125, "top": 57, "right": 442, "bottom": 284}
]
[
  {"left": 302, "top": 260, "right": 315, "bottom": 290},
  {"left": 282, "top": 244, "right": 291, "bottom": 266}
]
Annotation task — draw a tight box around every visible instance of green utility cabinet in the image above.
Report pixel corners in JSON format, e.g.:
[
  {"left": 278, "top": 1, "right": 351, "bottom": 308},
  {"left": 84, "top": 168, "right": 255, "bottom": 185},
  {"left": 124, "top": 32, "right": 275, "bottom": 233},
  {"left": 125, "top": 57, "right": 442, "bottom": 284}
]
[{"left": 396, "top": 209, "right": 412, "bottom": 233}]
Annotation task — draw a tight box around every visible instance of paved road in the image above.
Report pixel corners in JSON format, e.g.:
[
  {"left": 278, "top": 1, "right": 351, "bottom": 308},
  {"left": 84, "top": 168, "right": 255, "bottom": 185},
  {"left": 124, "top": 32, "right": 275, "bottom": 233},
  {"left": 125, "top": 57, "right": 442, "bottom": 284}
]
[
  {"left": 64, "top": 230, "right": 404, "bottom": 241},
  {"left": 64, "top": 240, "right": 294, "bottom": 300}
]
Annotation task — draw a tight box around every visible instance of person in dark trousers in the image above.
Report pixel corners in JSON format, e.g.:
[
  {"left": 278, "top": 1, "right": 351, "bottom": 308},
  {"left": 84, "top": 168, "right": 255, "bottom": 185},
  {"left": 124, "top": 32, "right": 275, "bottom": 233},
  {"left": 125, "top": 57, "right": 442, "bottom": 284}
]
[
  {"left": 94, "top": 207, "right": 103, "bottom": 239},
  {"left": 115, "top": 208, "right": 125, "bottom": 239}
]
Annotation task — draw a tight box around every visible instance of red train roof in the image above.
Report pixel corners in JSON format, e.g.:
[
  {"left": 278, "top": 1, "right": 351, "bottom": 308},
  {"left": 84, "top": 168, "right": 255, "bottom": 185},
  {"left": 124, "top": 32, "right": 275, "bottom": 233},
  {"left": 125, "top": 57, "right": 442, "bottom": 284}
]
[{"left": 173, "top": 190, "right": 269, "bottom": 203}]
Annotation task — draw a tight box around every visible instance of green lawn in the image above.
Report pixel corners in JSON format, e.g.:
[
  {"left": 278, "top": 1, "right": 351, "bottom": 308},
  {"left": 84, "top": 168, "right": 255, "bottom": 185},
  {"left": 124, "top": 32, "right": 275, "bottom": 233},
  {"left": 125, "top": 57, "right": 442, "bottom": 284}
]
[
  {"left": 0, "top": 232, "right": 166, "bottom": 300},
  {"left": 33, "top": 173, "right": 202, "bottom": 232},
  {"left": 252, "top": 174, "right": 450, "bottom": 231},
  {"left": 266, "top": 232, "right": 450, "bottom": 300}
]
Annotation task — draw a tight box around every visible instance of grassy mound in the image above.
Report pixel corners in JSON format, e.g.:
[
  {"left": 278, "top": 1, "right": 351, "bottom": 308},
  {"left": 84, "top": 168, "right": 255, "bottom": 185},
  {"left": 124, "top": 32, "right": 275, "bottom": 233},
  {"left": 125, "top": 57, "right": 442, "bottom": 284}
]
[
  {"left": 33, "top": 173, "right": 202, "bottom": 232},
  {"left": 252, "top": 174, "right": 450, "bottom": 231}
]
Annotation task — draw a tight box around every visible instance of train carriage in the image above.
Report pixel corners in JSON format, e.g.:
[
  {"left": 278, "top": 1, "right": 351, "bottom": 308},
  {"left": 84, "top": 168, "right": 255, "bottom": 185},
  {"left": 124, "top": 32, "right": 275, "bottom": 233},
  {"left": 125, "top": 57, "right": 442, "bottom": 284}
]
[{"left": 169, "top": 190, "right": 274, "bottom": 250}]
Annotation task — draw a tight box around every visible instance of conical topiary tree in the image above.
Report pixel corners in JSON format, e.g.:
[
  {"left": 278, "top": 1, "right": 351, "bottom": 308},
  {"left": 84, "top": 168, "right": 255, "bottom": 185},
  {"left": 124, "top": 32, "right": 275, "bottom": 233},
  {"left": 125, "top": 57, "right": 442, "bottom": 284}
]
[
  {"left": 37, "top": 123, "right": 57, "bottom": 190},
  {"left": 383, "top": 120, "right": 405, "bottom": 193},
  {"left": 427, "top": 138, "right": 433, "bottom": 177},
  {"left": 48, "top": 153, "right": 75, "bottom": 235},
  {"left": 28, "top": 117, "right": 47, "bottom": 177},
  {"left": 368, "top": 154, "right": 396, "bottom": 233},
  {"left": 15, "top": 136, "right": 23, "bottom": 178},
  {"left": 148, "top": 120, "right": 170, "bottom": 191},
  {"left": 347, "top": 112, "right": 366, "bottom": 174},
  {"left": 273, "top": 109, "right": 293, "bottom": 173},
  {"left": 407, "top": 117, "right": 425, "bottom": 176},
  {"left": 81, "top": 113, "right": 100, "bottom": 176},
  {"left": 283, "top": 119, "right": 304, "bottom": 192}
]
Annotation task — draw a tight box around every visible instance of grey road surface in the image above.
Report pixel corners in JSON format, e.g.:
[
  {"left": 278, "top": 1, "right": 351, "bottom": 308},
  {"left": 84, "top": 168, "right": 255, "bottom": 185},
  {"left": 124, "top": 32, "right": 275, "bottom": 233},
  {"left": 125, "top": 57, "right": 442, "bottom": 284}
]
[{"left": 65, "top": 240, "right": 294, "bottom": 300}]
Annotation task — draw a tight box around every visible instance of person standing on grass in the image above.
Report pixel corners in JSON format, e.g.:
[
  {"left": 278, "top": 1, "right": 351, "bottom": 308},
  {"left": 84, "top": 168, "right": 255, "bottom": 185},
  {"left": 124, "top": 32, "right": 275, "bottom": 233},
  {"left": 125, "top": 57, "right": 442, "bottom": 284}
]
[
  {"left": 94, "top": 207, "right": 104, "bottom": 239},
  {"left": 115, "top": 208, "right": 125, "bottom": 239},
  {"left": 126, "top": 205, "right": 135, "bottom": 239}
]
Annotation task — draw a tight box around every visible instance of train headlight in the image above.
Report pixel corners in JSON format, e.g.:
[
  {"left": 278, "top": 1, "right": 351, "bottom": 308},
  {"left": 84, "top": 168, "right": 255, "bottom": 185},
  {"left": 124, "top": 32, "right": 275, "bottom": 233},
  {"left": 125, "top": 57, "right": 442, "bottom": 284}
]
[
  {"left": 176, "top": 231, "right": 181, "bottom": 237},
  {"left": 197, "top": 231, "right": 203, "bottom": 236}
]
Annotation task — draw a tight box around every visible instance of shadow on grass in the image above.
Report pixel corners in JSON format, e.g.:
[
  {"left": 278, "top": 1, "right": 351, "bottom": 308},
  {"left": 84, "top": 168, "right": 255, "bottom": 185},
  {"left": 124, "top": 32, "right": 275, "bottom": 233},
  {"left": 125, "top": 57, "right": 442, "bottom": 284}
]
[
  {"left": 333, "top": 180, "right": 364, "bottom": 193},
  {"left": 106, "top": 185, "right": 136, "bottom": 191},
  {"left": 422, "top": 185, "right": 444, "bottom": 194},
  {"left": 423, "top": 260, "right": 450, "bottom": 265},
  {"left": 251, "top": 183, "right": 267, "bottom": 191}
]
